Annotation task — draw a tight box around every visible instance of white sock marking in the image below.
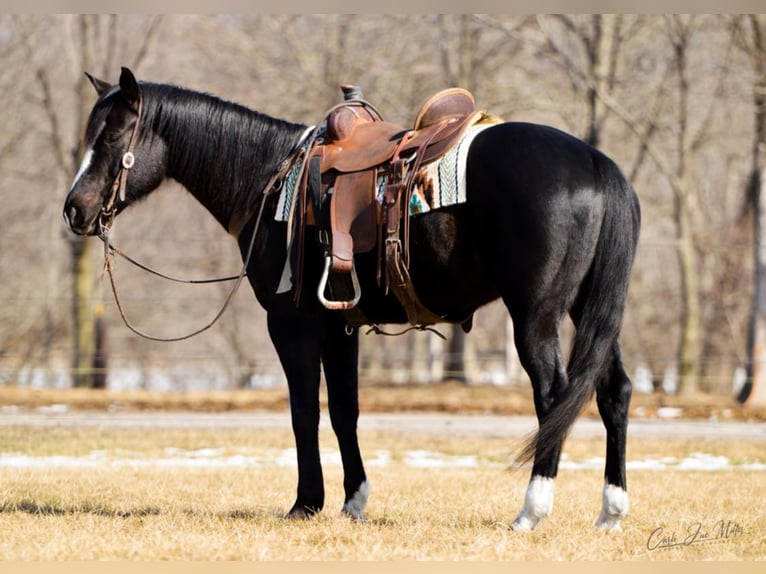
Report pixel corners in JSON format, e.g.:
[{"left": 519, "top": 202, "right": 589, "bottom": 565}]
[
  {"left": 511, "top": 476, "right": 554, "bottom": 531},
  {"left": 595, "top": 482, "right": 629, "bottom": 532},
  {"left": 342, "top": 480, "right": 369, "bottom": 520}
]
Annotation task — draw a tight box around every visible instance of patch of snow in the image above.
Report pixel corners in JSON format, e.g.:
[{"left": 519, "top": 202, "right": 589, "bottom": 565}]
[
  {"left": 0, "top": 448, "right": 763, "bottom": 472},
  {"left": 633, "top": 366, "right": 654, "bottom": 394},
  {"left": 676, "top": 452, "right": 732, "bottom": 471},
  {"left": 656, "top": 407, "right": 683, "bottom": 419},
  {"left": 662, "top": 367, "right": 677, "bottom": 395},
  {"left": 35, "top": 404, "right": 69, "bottom": 415},
  {"left": 404, "top": 450, "right": 481, "bottom": 469}
]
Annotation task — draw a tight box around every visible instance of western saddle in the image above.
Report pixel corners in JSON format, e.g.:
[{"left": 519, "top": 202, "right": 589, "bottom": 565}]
[{"left": 295, "top": 84, "right": 481, "bottom": 330}]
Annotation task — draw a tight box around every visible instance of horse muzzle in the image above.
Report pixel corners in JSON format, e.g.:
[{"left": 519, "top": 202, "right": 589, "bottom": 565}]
[{"left": 63, "top": 196, "right": 100, "bottom": 236}]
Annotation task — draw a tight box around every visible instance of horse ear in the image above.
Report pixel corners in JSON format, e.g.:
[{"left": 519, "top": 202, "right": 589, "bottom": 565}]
[
  {"left": 85, "top": 72, "right": 111, "bottom": 96},
  {"left": 119, "top": 67, "right": 141, "bottom": 109}
]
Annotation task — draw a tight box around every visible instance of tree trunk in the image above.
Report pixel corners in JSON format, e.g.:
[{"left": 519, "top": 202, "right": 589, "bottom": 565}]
[
  {"left": 670, "top": 16, "right": 702, "bottom": 395},
  {"left": 585, "top": 15, "right": 620, "bottom": 147},
  {"left": 438, "top": 14, "right": 479, "bottom": 384},
  {"left": 69, "top": 17, "right": 100, "bottom": 388},
  {"left": 92, "top": 302, "right": 108, "bottom": 389},
  {"left": 505, "top": 317, "right": 523, "bottom": 385},
  {"left": 745, "top": 156, "right": 765, "bottom": 405},
  {"left": 675, "top": 181, "right": 702, "bottom": 395},
  {"left": 444, "top": 326, "right": 467, "bottom": 383},
  {"left": 744, "top": 15, "right": 766, "bottom": 405},
  {"left": 63, "top": 15, "right": 162, "bottom": 389},
  {"left": 70, "top": 236, "right": 95, "bottom": 388}
]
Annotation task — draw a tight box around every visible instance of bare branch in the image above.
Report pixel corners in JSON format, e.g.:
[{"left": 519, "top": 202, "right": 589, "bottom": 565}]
[
  {"left": 551, "top": 14, "right": 580, "bottom": 37},
  {"left": 14, "top": 16, "right": 71, "bottom": 176},
  {"left": 132, "top": 15, "right": 165, "bottom": 71},
  {"left": 535, "top": 15, "right": 589, "bottom": 86},
  {"left": 595, "top": 85, "right": 679, "bottom": 188},
  {"left": 689, "top": 29, "right": 736, "bottom": 154},
  {"left": 627, "top": 62, "right": 674, "bottom": 182}
]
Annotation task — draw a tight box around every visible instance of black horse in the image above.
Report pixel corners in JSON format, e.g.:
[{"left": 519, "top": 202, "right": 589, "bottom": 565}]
[{"left": 63, "top": 68, "right": 640, "bottom": 532}]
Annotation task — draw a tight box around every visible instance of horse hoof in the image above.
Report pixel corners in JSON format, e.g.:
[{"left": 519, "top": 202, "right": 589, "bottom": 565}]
[
  {"left": 595, "top": 484, "right": 628, "bottom": 532},
  {"left": 342, "top": 509, "right": 366, "bottom": 522},
  {"left": 510, "top": 476, "right": 553, "bottom": 532},
  {"left": 595, "top": 514, "right": 624, "bottom": 533},
  {"left": 341, "top": 480, "right": 370, "bottom": 521},
  {"left": 286, "top": 506, "right": 317, "bottom": 520},
  {"left": 510, "top": 515, "right": 540, "bottom": 532}
]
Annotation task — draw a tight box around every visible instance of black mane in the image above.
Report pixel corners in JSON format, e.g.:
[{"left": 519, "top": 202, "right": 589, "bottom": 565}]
[{"left": 140, "top": 82, "right": 307, "bottom": 227}]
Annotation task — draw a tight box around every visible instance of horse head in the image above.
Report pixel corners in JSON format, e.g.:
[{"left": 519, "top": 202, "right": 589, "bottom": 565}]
[{"left": 63, "top": 67, "right": 166, "bottom": 236}]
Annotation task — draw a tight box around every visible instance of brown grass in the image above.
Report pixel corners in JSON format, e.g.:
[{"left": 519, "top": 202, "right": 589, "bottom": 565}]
[
  {"left": 0, "top": 424, "right": 764, "bottom": 560},
  {"left": 1, "top": 383, "right": 764, "bottom": 420}
]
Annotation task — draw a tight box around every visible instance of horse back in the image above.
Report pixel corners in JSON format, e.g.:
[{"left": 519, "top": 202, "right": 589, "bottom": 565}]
[{"left": 462, "top": 121, "right": 638, "bottom": 311}]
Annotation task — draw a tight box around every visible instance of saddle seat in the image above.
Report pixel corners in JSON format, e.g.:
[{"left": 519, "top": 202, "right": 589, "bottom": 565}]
[
  {"left": 320, "top": 87, "right": 476, "bottom": 174},
  {"left": 306, "top": 86, "right": 478, "bottom": 324}
]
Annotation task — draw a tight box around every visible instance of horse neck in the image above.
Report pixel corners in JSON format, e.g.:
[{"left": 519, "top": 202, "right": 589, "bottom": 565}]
[{"left": 150, "top": 85, "right": 306, "bottom": 232}]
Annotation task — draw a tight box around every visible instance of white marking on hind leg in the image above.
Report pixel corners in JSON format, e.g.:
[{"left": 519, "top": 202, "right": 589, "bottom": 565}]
[
  {"left": 511, "top": 476, "right": 554, "bottom": 532},
  {"left": 341, "top": 480, "right": 369, "bottom": 520},
  {"left": 595, "top": 482, "right": 628, "bottom": 532}
]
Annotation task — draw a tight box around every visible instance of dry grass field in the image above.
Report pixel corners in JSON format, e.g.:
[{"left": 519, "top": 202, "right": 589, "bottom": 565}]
[
  {"left": 1, "top": 382, "right": 764, "bottom": 420},
  {"left": 1, "top": 404, "right": 765, "bottom": 560}
]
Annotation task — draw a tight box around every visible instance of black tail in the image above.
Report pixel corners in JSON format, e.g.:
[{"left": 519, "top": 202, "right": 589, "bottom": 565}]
[{"left": 517, "top": 153, "right": 640, "bottom": 465}]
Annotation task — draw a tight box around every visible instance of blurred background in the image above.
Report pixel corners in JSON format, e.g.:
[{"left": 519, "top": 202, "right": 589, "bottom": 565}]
[{"left": 1, "top": 14, "right": 763, "bottom": 401}]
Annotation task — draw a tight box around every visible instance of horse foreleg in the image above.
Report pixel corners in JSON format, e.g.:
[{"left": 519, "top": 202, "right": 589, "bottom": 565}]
[
  {"left": 594, "top": 344, "right": 631, "bottom": 532},
  {"left": 510, "top": 317, "right": 567, "bottom": 532},
  {"left": 321, "top": 311, "right": 368, "bottom": 520},
  {"left": 267, "top": 309, "right": 324, "bottom": 518}
]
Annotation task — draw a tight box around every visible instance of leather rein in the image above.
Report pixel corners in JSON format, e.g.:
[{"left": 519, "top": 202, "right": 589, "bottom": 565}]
[{"left": 96, "top": 89, "right": 304, "bottom": 342}]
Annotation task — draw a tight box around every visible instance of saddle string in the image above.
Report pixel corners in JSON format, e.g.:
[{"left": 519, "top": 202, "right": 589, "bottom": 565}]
[{"left": 365, "top": 324, "right": 446, "bottom": 340}]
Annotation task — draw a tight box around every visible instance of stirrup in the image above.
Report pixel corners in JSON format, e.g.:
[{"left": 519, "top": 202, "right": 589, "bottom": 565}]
[{"left": 317, "top": 255, "right": 361, "bottom": 310}]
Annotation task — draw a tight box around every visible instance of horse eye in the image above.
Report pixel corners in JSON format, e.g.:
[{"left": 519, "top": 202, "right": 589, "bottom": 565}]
[{"left": 104, "top": 129, "right": 124, "bottom": 145}]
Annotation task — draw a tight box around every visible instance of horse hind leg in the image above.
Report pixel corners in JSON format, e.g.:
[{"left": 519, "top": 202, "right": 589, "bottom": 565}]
[
  {"left": 509, "top": 314, "right": 569, "bottom": 532},
  {"left": 594, "top": 344, "right": 631, "bottom": 532}
]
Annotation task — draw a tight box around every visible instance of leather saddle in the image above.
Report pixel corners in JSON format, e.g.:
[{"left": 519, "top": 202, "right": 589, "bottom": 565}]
[
  {"left": 319, "top": 87, "right": 476, "bottom": 174},
  {"left": 300, "top": 85, "right": 479, "bottom": 327}
]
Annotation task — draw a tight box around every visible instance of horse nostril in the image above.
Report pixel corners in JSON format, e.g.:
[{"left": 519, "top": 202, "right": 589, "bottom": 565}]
[{"left": 64, "top": 203, "right": 84, "bottom": 233}]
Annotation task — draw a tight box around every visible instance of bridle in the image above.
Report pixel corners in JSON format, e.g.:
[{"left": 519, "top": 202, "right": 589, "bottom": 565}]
[
  {"left": 98, "top": 93, "right": 143, "bottom": 235},
  {"left": 95, "top": 86, "right": 309, "bottom": 342}
]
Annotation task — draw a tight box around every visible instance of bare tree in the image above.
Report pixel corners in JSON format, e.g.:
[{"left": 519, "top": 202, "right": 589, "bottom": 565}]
[
  {"left": 533, "top": 15, "right": 626, "bottom": 146},
  {"left": 654, "top": 16, "right": 737, "bottom": 394},
  {"left": 0, "top": 15, "right": 757, "bottom": 396},
  {"left": 15, "top": 15, "right": 163, "bottom": 388},
  {"left": 737, "top": 15, "right": 766, "bottom": 405},
  {"left": 434, "top": 15, "right": 527, "bottom": 383},
  {"left": 538, "top": 15, "right": 739, "bottom": 395}
]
